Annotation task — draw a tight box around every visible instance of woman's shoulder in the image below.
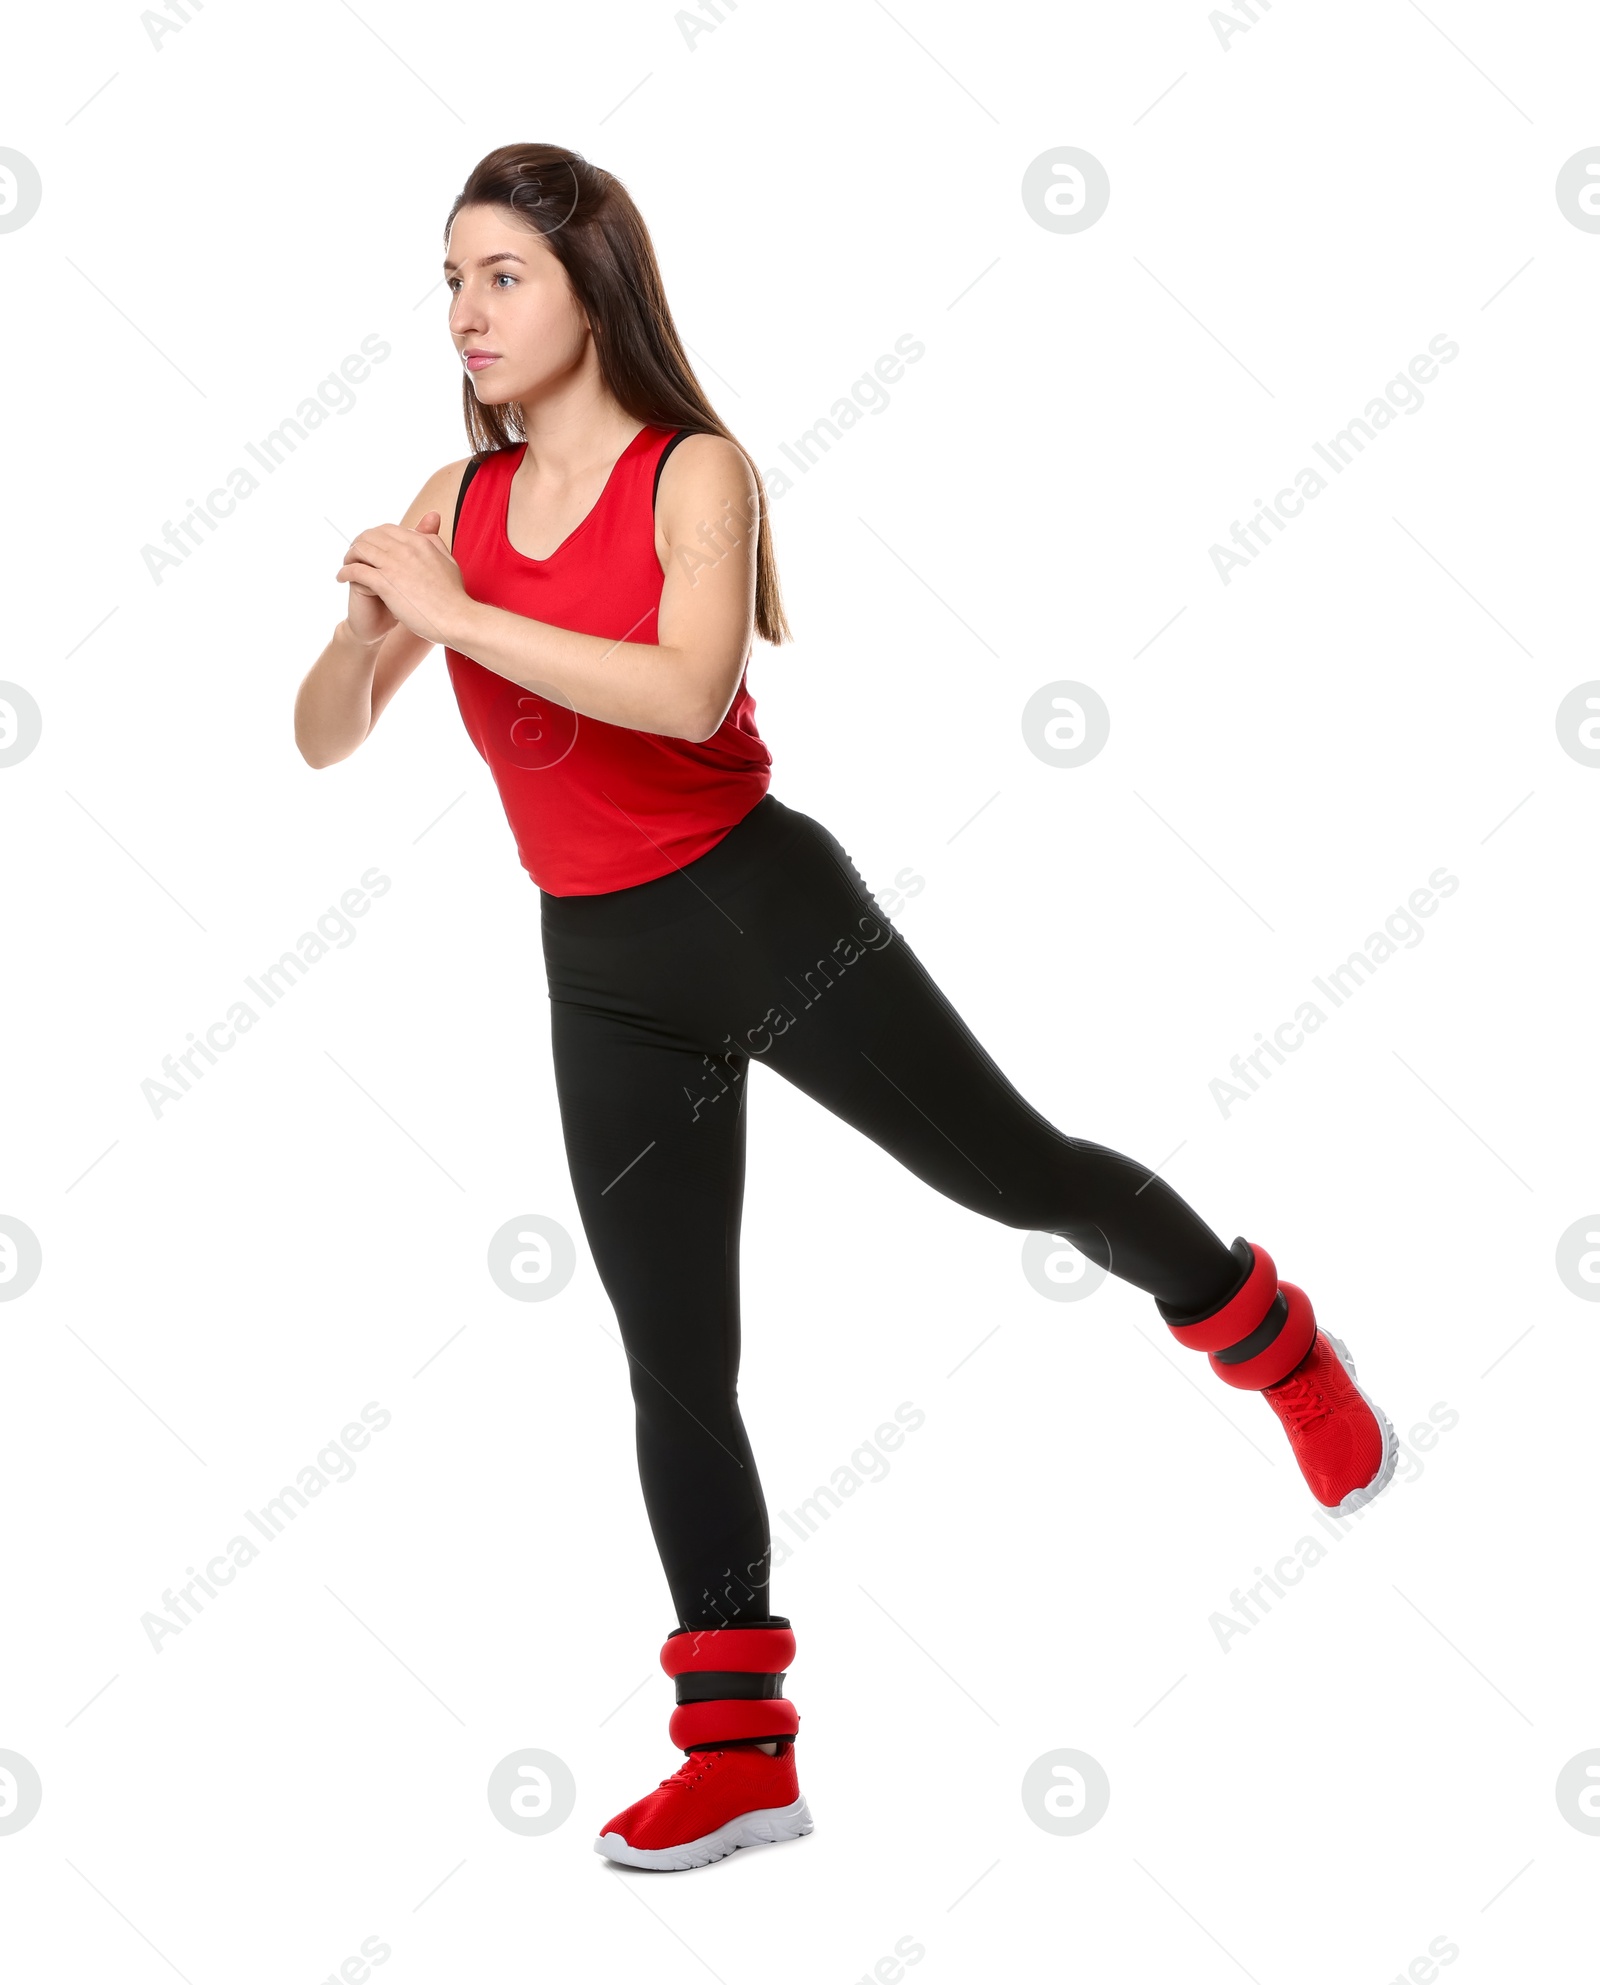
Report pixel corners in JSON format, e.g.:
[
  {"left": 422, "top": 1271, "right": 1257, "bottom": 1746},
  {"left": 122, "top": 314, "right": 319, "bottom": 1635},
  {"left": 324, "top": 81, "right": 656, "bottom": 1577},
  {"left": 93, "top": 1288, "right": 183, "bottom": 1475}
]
[{"left": 652, "top": 429, "right": 757, "bottom": 504}]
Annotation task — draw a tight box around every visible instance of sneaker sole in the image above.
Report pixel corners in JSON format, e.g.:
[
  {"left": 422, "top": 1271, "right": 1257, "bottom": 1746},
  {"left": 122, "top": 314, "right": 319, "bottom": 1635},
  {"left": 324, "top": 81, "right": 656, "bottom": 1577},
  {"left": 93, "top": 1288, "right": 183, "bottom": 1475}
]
[
  {"left": 593, "top": 1794, "right": 814, "bottom": 1872},
  {"left": 1321, "top": 1333, "right": 1398, "bottom": 1517}
]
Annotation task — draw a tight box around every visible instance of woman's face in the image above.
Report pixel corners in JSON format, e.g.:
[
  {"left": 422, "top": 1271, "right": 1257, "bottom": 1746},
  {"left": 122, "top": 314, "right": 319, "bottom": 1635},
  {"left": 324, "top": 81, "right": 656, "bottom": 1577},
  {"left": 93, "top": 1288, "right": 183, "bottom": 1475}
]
[{"left": 444, "top": 203, "right": 589, "bottom": 407}]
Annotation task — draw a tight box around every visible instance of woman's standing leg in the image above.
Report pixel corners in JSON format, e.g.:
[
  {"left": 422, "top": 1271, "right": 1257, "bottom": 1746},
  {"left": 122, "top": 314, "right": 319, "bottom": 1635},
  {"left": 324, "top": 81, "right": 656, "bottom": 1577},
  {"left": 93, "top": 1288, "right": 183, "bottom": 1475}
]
[
  {"left": 546, "top": 983, "right": 813, "bottom": 1867},
  {"left": 543, "top": 989, "right": 774, "bottom": 1630}
]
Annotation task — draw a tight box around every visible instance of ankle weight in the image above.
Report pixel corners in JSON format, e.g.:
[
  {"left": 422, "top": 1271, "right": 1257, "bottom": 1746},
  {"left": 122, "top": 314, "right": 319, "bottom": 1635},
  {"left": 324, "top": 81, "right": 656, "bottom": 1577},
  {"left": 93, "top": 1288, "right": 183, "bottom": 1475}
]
[
  {"left": 660, "top": 1619, "right": 801, "bottom": 1752},
  {"left": 1159, "top": 1238, "right": 1316, "bottom": 1390}
]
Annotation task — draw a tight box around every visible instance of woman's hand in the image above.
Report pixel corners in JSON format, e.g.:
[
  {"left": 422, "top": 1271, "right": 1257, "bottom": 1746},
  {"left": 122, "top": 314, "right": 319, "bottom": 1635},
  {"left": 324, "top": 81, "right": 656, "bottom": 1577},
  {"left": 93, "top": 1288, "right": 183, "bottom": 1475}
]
[
  {"left": 336, "top": 513, "right": 467, "bottom": 648},
  {"left": 342, "top": 562, "right": 398, "bottom": 647}
]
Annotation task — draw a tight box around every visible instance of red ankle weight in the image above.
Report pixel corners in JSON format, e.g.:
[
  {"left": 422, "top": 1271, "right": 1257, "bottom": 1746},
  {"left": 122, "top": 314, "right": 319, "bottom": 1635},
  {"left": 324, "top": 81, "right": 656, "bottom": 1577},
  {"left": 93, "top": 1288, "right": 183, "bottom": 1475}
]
[
  {"left": 1164, "top": 1241, "right": 1316, "bottom": 1390},
  {"left": 660, "top": 1622, "right": 801, "bottom": 1752},
  {"left": 1209, "top": 1281, "right": 1316, "bottom": 1389}
]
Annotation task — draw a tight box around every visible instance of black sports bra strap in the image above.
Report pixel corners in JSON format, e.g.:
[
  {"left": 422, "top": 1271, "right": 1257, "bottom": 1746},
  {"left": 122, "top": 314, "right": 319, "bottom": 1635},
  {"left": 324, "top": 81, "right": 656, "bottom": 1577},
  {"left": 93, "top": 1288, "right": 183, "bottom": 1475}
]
[
  {"left": 652, "top": 428, "right": 693, "bottom": 508},
  {"left": 451, "top": 455, "right": 484, "bottom": 547}
]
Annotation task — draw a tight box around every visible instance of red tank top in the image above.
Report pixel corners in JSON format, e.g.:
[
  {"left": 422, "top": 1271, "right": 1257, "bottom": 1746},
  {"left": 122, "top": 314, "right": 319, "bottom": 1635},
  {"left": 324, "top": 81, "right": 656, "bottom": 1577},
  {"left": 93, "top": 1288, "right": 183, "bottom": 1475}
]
[{"left": 443, "top": 423, "right": 773, "bottom": 895}]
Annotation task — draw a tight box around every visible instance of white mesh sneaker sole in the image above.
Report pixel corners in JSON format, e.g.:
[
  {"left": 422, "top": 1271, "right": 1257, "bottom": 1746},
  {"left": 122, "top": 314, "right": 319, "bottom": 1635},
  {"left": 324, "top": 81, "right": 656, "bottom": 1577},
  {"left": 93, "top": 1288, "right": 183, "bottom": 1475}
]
[{"left": 594, "top": 1793, "right": 814, "bottom": 1871}]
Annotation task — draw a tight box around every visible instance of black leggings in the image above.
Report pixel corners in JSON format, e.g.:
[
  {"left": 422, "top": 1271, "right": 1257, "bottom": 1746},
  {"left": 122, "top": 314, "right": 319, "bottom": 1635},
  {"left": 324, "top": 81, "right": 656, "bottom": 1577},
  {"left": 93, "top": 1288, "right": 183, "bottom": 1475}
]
[{"left": 539, "top": 793, "right": 1241, "bottom": 1629}]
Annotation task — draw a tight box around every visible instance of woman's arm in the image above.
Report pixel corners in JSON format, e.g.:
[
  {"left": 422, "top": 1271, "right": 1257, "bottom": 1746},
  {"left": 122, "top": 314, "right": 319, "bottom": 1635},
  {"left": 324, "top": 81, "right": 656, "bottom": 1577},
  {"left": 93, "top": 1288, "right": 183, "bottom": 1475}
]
[
  {"left": 332, "top": 434, "right": 762, "bottom": 745},
  {"left": 294, "top": 456, "right": 473, "bottom": 768}
]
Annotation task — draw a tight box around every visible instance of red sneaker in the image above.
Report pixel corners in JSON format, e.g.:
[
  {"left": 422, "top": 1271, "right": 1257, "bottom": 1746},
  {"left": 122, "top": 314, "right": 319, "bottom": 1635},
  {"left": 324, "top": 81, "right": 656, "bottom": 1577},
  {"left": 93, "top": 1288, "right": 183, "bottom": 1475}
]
[
  {"left": 1261, "top": 1330, "right": 1396, "bottom": 1515},
  {"left": 593, "top": 1741, "right": 813, "bottom": 1871}
]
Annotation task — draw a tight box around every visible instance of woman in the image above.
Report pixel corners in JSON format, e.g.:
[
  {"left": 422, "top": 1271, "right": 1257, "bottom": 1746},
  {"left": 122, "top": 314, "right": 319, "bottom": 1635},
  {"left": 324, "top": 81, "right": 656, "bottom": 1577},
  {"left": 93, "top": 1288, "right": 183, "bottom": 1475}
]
[{"left": 294, "top": 143, "right": 1396, "bottom": 1873}]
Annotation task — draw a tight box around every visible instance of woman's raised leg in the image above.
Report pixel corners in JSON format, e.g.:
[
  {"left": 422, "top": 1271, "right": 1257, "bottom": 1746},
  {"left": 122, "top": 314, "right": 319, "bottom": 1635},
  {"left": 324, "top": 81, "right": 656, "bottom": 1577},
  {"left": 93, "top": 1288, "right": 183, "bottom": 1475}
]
[
  {"left": 662, "top": 803, "right": 1394, "bottom": 1519},
  {"left": 698, "top": 813, "right": 1243, "bottom": 1313}
]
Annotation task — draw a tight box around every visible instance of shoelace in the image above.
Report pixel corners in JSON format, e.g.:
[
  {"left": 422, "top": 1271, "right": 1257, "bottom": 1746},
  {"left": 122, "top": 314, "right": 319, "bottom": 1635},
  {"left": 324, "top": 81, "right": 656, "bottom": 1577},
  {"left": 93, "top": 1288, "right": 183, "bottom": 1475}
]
[
  {"left": 656, "top": 1749, "right": 721, "bottom": 1793},
  {"left": 1269, "top": 1371, "right": 1332, "bottom": 1435}
]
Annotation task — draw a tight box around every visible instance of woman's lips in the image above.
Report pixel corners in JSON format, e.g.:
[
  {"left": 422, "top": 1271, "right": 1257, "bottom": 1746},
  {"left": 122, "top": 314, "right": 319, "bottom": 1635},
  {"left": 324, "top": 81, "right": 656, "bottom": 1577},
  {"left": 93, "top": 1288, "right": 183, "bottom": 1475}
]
[{"left": 464, "top": 352, "right": 500, "bottom": 371}]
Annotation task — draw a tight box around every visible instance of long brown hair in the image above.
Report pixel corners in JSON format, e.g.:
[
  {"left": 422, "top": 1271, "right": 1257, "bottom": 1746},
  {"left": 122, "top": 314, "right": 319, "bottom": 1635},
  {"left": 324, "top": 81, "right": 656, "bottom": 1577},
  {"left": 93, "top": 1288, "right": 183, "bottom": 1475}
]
[{"left": 445, "top": 144, "right": 792, "bottom": 646}]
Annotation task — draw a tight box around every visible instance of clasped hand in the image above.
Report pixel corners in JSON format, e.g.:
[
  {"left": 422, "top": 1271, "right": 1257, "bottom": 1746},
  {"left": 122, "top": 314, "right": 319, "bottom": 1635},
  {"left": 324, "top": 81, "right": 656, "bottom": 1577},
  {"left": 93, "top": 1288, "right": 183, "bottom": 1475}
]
[{"left": 336, "top": 516, "right": 469, "bottom": 648}]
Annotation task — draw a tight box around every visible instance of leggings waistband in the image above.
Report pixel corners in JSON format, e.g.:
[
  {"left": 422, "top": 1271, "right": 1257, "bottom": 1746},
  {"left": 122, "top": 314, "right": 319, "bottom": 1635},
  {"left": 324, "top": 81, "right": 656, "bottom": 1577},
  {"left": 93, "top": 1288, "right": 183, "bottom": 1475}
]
[{"left": 539, "top": 793, "right": 807, "bottom": 940}]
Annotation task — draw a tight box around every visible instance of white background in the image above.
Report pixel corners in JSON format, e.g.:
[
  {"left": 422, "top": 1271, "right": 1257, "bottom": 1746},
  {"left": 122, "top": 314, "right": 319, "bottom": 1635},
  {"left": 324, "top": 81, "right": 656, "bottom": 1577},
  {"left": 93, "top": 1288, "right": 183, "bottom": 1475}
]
[{"left": 3, "top": 1, "right": 1598, "bottom": 1978}]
